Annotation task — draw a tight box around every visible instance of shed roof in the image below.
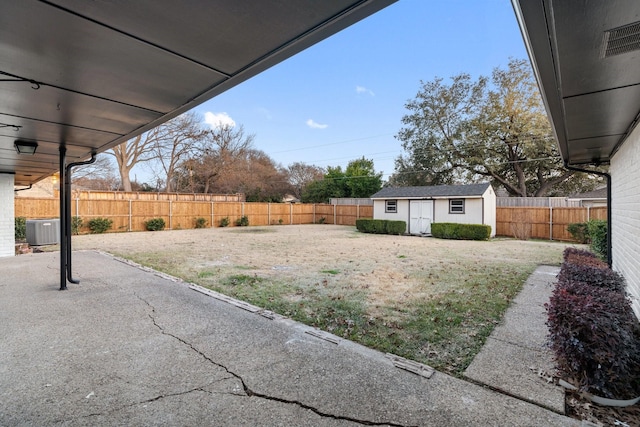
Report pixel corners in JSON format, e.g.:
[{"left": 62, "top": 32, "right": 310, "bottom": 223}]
[
  {"left": 370, "top": 183, "right": 491, "bottom": 199},
  {"left": 567, "top": 187, "right": 608, "bottom": 201}
]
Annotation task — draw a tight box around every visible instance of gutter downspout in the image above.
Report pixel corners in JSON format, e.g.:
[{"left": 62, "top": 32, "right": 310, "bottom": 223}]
[
  {"left": 564, "top": 162, "right": 612, "bottom": 267},
  {"left": 13, "top": 184, "right": 32, "bottom": 193},
  {"left": 64, "top": 152, "right": 96, "bottom": 284}
]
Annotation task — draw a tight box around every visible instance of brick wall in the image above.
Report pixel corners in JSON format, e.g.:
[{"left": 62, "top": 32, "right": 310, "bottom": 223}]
[
  {"left": 0, "top": 174, "right": 15, "bottom": 257},
  {"left": 611, "top": 123, "right": 640, "bottom": 318}
]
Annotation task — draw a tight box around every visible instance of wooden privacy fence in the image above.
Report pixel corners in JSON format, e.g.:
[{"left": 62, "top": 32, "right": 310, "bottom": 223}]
[
  {"left": 14, "top": 197, "right": 607, "bottom": 241},
  {"left": 14, "top": 198, "right": 373, "bottom": 233},
  {"left": 496, "top": 206, "right": 607, "bottom": 241}
]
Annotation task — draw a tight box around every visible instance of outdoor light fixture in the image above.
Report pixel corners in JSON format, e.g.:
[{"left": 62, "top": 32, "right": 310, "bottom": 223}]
[{"left": 14, "top": 140, "right": 38, "bottom": 155}]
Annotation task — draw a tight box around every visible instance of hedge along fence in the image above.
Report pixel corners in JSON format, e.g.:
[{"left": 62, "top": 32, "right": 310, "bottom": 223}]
[
  {"left": 14, "top": 197, "right": 374, "bottom": 233},
  {"left": 496, "top": 206, "right": 607, "bottom": 241}
]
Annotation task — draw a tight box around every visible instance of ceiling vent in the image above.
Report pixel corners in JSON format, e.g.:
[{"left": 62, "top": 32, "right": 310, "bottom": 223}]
[{"left": 601, "top": 21, "right": 640, "bottom": 58}]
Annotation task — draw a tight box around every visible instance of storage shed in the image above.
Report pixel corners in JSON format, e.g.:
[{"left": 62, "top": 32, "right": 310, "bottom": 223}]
[{"left": 370, "top": 183, "right": 496, "bottom": 237}]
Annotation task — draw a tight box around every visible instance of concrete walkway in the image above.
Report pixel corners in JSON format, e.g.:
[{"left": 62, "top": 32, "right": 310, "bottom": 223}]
[
  {"left": 464, "top": 265, "right": 566, "bottom": 413},
  {"left": 0, "top": 251, "right": 578, "bottom": 426}
]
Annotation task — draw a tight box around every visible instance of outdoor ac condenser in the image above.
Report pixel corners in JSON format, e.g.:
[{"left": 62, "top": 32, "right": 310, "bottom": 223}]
[{"left": 26, "top": 219, "right": 61, "bottom": 246}]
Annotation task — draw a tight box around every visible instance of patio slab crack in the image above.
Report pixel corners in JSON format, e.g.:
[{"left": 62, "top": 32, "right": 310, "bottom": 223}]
[
  {"left": 55, "top": 387, "right": 213, "bottom": 423},
  {"left": 134, "top": 293, "right": 416, "bottom": 427}
]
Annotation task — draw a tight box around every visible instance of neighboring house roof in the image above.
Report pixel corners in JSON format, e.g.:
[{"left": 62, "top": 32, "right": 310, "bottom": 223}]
[
  {"left": 567, "top": 187, "right": 607, "bottom": 201},
  {"left": 370, "top": 183, "right": 491, "bottom": 199}
]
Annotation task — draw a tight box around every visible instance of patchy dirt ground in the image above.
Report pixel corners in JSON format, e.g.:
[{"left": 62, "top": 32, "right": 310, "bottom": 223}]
[{"left": 72, "top": 224, "right": 569, "bottom": 302}]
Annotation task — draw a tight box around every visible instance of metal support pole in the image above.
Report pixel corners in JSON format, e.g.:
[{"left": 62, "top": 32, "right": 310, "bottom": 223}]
[{"left": 59, "top": 146, "right": 67, "bottom": 290}]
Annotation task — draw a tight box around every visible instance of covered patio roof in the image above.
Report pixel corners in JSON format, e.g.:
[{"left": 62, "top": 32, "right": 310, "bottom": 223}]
[
  {"left": 512, "top": 0, "right": 640, "bottom": 166},
  {"left": 1, "top": 0, "right": 395, "bottom": 187}
]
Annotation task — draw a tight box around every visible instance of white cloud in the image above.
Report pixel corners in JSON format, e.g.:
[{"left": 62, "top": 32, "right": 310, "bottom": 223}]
[
  {"left": 356, "top": 85, "right": 375, "bottom": 96},
  {"left": 204, "top": 111, "right": 236, "bottom": 129},
  {"left": 306, "top": 119, "right": 328, "bottom": 129}
]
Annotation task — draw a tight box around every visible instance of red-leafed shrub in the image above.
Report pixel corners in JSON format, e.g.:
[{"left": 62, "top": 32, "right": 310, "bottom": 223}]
[
  {"left": 557, "top": 262, "right": 625, "bottom": 292},
  {"left": 563, "top": 247, "right": 598, "bottom": 261},
  {"left": 562, "top": 247, "right": 608, "bottom": 269},
  {"left": 546, "top": 249, "right": 640, "bottom": 399}
]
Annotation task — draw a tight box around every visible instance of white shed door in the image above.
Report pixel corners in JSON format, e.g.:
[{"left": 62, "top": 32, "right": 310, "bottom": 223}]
[{"left": 409, "top": 200, "right": 433, "bottom": 235}]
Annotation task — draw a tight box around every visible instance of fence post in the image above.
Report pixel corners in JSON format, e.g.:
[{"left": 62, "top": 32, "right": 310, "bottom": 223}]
[
  {"left": 333, "top": 204, "right": 337, "bottom": 225},
  {"left": 169, "top": 200, "right": 173, "bottom": 230},
  {"left": 587, "top": 206, "right": 591, "bottom": 222},
  {"left": 211, "top": 201, "right": 214, "bottom": 228},
  {"left": 242, "top": 202, "right": 245, "bottom": 219},
  {"left": 313, "top": 204, "right": 316, "bottom": 224},
  {"left": 268, "top": 203, "right": 271, "bottom": 225},
  {"left": 129, "top": 199, "right": 132, "bottom": 232},
  {"left": 290, "top": 203, "right": 293, "bottom": 225},
  {"left": 549, "top": 206, "right": 553, "bottom": 241}
]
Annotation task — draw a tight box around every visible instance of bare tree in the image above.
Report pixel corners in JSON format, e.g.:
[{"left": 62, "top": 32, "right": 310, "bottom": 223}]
[
  {"left": 151, "top": 112, "right": 206, "bottom": 192},
  {"left": 286, "top": 162, "right": 325, "bottom": 199},
  {"left": 200, "top": 125, "right": 253, "bottom": 193},
  {"left": 108, "top": 130, "right": 159, "bottom": 191},
  {"left": 70, "top": 154, "right": 120, "bottom": 190},
  {"left": 215, "top": 149, "right": 292, "bottom": 201}
]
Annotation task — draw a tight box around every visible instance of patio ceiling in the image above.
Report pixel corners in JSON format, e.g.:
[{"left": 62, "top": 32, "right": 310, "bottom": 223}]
[
  {"left": 512, "top": 0, "right": 640, "bottom": 166},
  {"left": 1, "top": 0, "right": 396, "bottom": 186}
]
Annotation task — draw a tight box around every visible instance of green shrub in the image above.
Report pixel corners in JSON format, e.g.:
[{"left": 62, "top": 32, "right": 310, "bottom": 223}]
[
  {"left": 15, "top": 217, "right": 26, "bottom": 240},
  {"left": 235, "top": 215, "right": 249, "bottom": 226},
  {"left": 431, "top": 223, "right": 491, "bottom": 240},
  {"left": 356, "top": 218, "right": 375, "bottom": 233},
  {"left": 145, "top": 217, "right": 166, "bottom": 231},
  {"left": 356, "top": 218, "right": 406, "bottom": 235},
  {"left": 567, "top": 222, "right": 590, "bottom": 244},
  {"left": 72, "top": 216, "right": 83, "bottom": 235},
  {"left": 220, "top": 217, "right": 230, "bottom": 227},
  {"left": 386, "top": 220, "right": 406, "bottom": 235},
  {"left": 587, "top": 219, "right": 607, "bottom": 261},
  {"left": 195, "top": 217, "right": 207, "bottom": 229},
  {"left": 372, "top": 219, "right": 386, "bottom": 234},
  {"left": 88, "top": 217, "right": 113, "bottom": 234}
]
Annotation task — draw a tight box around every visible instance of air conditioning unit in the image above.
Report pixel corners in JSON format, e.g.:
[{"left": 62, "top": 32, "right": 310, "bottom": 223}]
[{"left": 26, "top": 219, "right": 60, "bottom": 246}]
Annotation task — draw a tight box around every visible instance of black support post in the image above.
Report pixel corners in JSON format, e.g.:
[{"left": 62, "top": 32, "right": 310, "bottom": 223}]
[{"left": 59, "top": 146, "right": 67, "bottom": 290}]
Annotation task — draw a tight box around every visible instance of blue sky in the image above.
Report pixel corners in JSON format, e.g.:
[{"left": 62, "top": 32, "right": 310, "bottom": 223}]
[{"left": 152, "top": 1, "right": 528, "bottom": 182}]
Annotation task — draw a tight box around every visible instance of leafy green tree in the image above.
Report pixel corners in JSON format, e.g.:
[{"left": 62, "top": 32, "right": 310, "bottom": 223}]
[
  {"left": 390, "top": 59, "right": 599, "bottom": 196},
  {"left": 301, "top": 166, "right": 346, "bottom": 203},
  {"left": 301, "top": 158, "right": 382, "bottom": 203},
  {"left": 345, "top": 157, "right": 383, "bottom": 198}
]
